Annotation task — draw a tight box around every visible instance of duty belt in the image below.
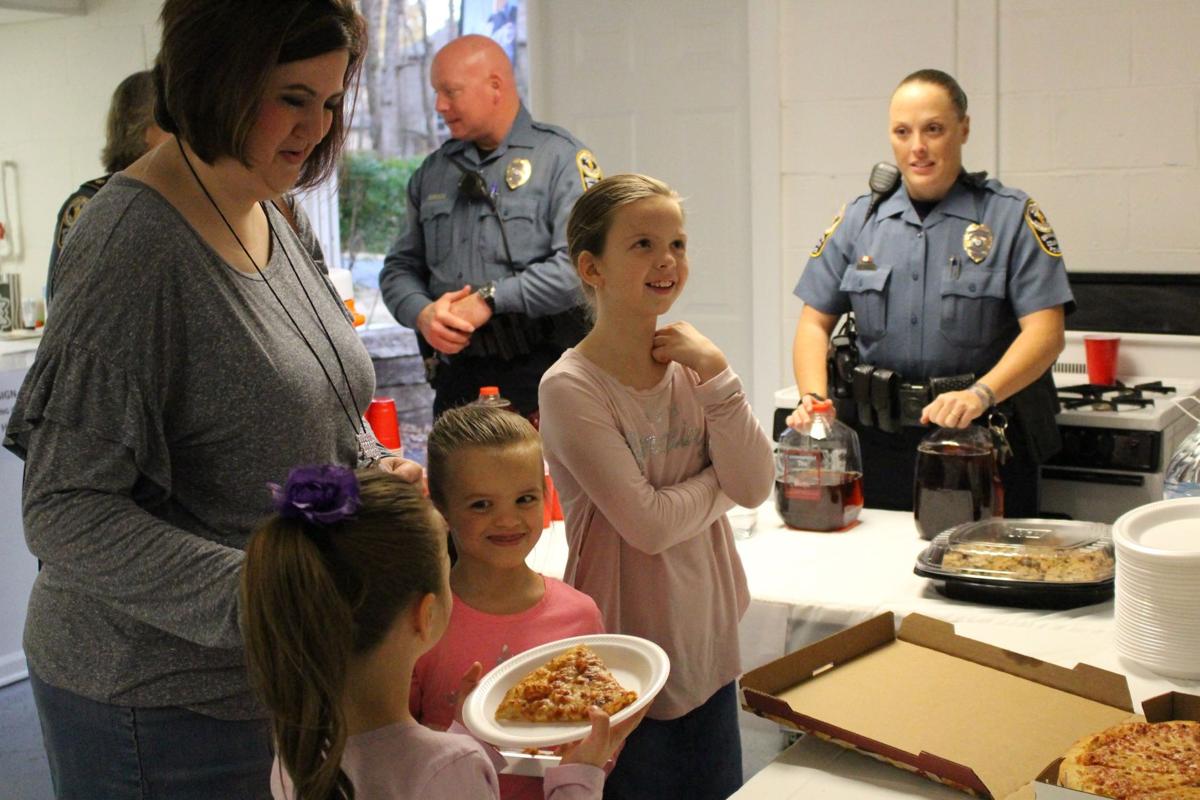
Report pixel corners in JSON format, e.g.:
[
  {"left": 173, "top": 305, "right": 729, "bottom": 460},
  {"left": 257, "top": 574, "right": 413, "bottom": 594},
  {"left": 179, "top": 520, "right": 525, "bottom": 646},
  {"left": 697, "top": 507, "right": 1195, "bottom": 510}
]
[{"left": 850, "top": 364, "right": 975, "bottom": 431}]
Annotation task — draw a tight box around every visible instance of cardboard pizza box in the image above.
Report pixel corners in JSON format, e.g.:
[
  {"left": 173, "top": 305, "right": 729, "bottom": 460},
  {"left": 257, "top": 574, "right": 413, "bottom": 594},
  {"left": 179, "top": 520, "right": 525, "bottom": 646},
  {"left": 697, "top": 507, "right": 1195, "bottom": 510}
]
[
  {"left": 740, "top": 612, "right": 1138, "bottom": 800},
  {"left": 1032, "top": 691, "right": 1200, "bottom": 798}
]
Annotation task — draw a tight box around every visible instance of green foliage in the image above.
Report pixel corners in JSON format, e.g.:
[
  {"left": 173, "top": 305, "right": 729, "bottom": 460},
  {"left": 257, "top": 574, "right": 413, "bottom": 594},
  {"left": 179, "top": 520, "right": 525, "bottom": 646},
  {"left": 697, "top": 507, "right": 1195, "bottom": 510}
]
[{"left": 339, "top": 151, "right": 424, "bottom": 255}]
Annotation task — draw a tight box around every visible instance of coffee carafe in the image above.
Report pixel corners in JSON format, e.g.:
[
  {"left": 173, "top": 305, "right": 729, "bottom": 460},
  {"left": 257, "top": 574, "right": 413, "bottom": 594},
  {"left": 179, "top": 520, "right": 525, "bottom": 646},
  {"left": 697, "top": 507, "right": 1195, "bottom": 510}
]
[
  {"left": 913, "top": 426, "right": 1002, "bottom": 540},
  {"left": 775, "top": 400, "right": 864, "bottom": 532}
]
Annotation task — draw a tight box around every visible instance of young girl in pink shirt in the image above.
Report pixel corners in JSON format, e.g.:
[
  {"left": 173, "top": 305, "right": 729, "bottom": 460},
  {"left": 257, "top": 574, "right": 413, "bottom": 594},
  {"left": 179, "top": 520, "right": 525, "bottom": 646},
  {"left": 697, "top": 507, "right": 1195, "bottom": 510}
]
[
  {"left": 414, "top": 405, "right": 607, "bottom": 800},
  {"left": 538, "top": 174, "right": 775, "bottom": 799},
  {"left": 241, "top": 464, "right": 642, "bottom": 800}
]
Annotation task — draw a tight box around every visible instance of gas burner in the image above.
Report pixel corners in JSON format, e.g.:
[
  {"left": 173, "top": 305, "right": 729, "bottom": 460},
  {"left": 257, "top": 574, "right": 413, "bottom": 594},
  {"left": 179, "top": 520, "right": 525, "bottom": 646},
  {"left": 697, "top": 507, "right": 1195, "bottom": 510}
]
[{"left": 1056, "top": 380, "right": 1176, "bottom": 412}]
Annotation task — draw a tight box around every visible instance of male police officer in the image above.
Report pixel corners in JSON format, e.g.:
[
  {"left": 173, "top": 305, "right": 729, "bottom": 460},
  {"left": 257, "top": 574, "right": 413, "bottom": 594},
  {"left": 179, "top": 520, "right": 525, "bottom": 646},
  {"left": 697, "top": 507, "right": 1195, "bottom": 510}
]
[
  {"left": 789, "top": 69, "right": 1074, "bottom": 515},
  {"left": 380, "top": 34, "right": 601, "bottom": 418}
]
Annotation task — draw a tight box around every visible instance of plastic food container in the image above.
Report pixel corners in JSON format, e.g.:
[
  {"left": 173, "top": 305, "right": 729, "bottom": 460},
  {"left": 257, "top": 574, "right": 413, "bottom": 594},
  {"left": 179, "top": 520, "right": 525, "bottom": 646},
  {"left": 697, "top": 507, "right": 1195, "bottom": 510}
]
[{"left": 914, "top": 518, "right": 1114, "bottom": 608}]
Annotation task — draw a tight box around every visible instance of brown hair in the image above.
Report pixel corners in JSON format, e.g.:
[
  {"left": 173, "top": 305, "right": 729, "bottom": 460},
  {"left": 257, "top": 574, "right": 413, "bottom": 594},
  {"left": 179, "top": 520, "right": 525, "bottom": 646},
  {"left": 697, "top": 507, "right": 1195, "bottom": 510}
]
[
  {"left": 566, "top": 173, "right": 680, "bottom": 303},
  {"left": 153, "top": 0, "right": 365, "bottom": 189},
  {"left": 426, "top": 405, "right": 542, "bottom": 509},
  {"left": 101, "top": 71, "right": 157, "bottom": 174},
  {"left": 897, "top": 68, "right": 968, "bottom": 119},
  {"left": 241, "top": 469, "right": 444, "bottom": 800}
]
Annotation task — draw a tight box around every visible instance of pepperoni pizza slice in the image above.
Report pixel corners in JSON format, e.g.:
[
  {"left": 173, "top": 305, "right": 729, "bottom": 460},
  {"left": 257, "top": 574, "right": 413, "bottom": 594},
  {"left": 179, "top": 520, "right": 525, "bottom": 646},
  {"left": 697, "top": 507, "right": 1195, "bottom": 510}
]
[{"left": 495, "top": 644, "right": 638, "bottom": 723}]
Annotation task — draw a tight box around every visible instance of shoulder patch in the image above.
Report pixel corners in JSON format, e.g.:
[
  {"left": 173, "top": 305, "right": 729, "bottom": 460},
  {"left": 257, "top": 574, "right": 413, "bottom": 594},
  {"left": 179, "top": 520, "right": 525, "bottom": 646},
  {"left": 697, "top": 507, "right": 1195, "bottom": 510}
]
[
  {"left": 809, "top": 205, "right": 845, "bottom": 258},
  {"left": 575, "top": 149, "right": 603, "bottom": 191},
  {"left": 57, "top": 194, "right": 91, "bottom": 248},
  {"left": 1024, "top": 198, "right": 1062, "bottom": 257}
]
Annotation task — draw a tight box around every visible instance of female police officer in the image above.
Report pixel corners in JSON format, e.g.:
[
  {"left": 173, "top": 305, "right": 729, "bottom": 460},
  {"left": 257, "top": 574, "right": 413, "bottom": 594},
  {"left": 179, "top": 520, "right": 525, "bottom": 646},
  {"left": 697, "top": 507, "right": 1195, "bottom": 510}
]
[{"left": 788, "top": 69, "right": 1074, "bottom": 515}]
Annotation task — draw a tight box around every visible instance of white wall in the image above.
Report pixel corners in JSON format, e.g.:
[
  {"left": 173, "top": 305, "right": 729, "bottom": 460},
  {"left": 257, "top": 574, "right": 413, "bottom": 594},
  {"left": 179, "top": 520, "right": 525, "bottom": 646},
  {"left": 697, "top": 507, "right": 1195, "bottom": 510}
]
[
  {"left": 0, "top": 0, "right": 161, "bottom": 288},
  {"left": 776, "top": 0, "right": 1200, "bottom": 391}
]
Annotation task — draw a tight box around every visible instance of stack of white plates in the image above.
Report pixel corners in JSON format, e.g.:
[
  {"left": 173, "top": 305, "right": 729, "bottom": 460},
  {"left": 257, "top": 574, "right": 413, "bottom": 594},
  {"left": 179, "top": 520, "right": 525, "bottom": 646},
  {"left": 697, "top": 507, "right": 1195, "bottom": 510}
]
[{"left": 1112, "top": 498, "right": 1200, "bottom": 680}]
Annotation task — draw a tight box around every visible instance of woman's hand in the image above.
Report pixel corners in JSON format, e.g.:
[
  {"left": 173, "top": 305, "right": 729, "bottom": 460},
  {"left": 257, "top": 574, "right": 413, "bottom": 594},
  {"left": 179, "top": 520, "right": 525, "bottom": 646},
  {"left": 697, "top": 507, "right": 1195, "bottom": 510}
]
[
  {"left": 559, "top": 705, "right": 649, "bottom": 769},
  {"left": 921, "top": 389, "right": 986, "bottom": 429},
  {"left": 452, "top": 661, "right": 484, "bottom": 726},
  {"left": 785, "top": 394, "right": 821, "bottom": 430},
  {"left": 377, "top": 456, "right": 423, "bottom": 483},
  {"left": 651, "top": 321, "right": 728, "bottom": 383}
]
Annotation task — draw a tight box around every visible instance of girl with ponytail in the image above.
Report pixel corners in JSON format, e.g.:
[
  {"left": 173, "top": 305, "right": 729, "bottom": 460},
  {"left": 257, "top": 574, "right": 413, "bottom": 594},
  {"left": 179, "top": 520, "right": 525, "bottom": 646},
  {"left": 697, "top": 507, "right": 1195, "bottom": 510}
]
[{"left": 242, "top": 465, "right": 643, "bottom": 800}]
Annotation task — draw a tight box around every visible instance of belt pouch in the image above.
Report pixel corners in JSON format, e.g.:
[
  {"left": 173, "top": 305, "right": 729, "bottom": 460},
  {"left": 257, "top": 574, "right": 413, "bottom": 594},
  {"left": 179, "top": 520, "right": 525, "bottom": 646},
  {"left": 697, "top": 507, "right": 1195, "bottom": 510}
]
[
  {"left": 852, "top": 364, "right": 876, "bottom": 427},
  {"left": 898, "top": 382, "right": 930, "bottom": 427},
  {"left": 871, "top": 368, "right": 899, "bottom": 433}
]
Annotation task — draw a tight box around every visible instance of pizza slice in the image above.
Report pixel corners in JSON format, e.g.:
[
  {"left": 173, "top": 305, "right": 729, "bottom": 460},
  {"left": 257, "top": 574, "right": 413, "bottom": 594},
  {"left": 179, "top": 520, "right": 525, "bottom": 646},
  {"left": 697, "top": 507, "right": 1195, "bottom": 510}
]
[
  {"left": 495, "top": 644, "right": 638, "bottom": 723},
  {"left": 1059, "top": 720, "right": 1200, "bottom": 798}
]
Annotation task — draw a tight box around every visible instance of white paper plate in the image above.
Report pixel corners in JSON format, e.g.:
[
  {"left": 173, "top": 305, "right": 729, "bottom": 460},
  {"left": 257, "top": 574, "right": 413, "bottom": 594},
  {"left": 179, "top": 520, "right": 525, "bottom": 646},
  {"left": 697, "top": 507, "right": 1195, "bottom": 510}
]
[
  {"left": 1113, "top": 498, "right": 1200, "bottom": 558},
  {"left": 461, "top": 633, "right": 669, "bottom": 750}
]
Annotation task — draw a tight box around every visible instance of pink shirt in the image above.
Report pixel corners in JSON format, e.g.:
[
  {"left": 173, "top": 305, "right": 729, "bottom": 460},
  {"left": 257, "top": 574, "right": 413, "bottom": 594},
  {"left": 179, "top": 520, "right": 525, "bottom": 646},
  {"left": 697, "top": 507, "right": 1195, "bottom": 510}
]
[
  {"left": 538, "top": 353, "right": 774, "bottom": 719},
  {"left": 412, "top": 576, "right": 605, "bottom": 800},
  {"left": 270, "top": 721, "right": 602, "bottom": 800}
]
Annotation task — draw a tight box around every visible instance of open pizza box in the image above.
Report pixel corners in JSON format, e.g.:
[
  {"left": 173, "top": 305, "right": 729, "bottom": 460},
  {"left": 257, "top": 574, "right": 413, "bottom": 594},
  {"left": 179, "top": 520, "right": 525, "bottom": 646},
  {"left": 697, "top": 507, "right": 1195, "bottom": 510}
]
[
  {"left": 1032, "top": 691, "right": 1200, "bottom": 799},
  {"left": 740, "top": 612, "right": 1139, "bottom": 800}
]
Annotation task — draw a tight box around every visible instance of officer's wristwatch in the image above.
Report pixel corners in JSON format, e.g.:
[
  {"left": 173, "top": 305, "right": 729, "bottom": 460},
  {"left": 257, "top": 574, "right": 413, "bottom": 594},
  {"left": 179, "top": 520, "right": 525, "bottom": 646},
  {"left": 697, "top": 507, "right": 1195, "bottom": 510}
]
[{"left": 476, "top": 281, "right": 497, "bottom": 311}]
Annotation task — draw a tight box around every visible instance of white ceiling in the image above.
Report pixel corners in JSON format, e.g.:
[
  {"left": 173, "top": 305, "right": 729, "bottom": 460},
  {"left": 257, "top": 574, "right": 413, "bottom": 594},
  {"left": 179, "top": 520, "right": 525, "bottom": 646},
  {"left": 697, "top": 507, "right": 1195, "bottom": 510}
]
[{"left": 0, "top": 0, "right": 84, "bottom": 25}]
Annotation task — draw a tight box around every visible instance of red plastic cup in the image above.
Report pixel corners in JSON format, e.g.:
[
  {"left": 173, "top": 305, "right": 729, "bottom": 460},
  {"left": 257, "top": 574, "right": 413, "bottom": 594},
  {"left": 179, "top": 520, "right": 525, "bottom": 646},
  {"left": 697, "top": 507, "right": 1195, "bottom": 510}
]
[
  {"left": 365, "top": 397, "right": 402, "bottom": 450},
  {"left": 1083, "top": 335, "right": 1120, "bottom": 386}
]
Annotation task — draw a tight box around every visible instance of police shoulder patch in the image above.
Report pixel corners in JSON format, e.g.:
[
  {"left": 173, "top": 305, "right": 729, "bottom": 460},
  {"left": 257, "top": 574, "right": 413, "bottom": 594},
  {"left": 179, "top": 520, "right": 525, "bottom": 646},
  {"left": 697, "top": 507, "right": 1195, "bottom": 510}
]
[
  {"left": 809, "top": 205, "right": 845, "bottom": 258},
  {"left": 1024, "top": 198, "right": 1062, "bottom": 257},
  {"left": 576, "top": 149, "right": 603, "bottom": 190},
  {"left": 57, "top": 195, "right": 91, "bottom": 248}
]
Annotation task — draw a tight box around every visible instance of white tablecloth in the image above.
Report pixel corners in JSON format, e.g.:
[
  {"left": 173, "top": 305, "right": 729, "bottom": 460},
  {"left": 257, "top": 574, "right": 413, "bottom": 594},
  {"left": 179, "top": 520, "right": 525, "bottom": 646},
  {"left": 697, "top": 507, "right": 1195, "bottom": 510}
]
[{"left": 526, "top": 500, "right": 1200, "bottom": 799}]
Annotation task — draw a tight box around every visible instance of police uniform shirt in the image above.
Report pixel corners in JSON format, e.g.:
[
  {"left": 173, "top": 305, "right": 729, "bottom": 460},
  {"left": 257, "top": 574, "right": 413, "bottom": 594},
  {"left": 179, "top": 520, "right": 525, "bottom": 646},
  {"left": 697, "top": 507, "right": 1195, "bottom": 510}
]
[
  {"left": 380, "top": 104, "right": 600, "bottom": 329},
  {"left": 795, "top": 175, "right": 1074, "bottom": 381}
]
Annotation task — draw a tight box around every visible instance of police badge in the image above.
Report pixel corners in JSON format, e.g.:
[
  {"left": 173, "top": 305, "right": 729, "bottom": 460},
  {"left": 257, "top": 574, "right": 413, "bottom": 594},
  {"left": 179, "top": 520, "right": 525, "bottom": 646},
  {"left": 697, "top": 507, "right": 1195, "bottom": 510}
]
[
  {"left": 505, "top": 158, "right": 531, "bottom": 190},
  {"left": 963, "top": 222, "right": 994, "bottom": 264}
]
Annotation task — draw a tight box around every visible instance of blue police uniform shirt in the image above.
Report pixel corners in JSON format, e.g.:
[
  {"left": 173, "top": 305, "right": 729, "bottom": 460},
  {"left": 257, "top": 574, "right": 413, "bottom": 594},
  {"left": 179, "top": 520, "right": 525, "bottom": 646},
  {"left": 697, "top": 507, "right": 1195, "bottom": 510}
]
[
  {"left": 380, "top": 104, "right": 597, "bottom": 329},
  {"left": 795, "top": 175, "right": 1074, "bottom": 380}
]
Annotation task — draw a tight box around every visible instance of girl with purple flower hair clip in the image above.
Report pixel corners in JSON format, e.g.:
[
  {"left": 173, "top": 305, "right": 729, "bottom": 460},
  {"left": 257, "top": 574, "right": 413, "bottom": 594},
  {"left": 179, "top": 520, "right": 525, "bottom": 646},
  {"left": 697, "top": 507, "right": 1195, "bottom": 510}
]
[{"left": 242, "top": 464, "right": 643, "bottom": 800}]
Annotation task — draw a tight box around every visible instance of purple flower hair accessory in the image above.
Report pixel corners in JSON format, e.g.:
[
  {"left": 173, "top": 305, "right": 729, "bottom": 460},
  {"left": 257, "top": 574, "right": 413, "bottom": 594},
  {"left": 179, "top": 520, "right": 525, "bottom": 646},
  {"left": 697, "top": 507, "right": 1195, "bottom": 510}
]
[{"left": 269, "top": 464, "right": 360, "bottom": 526}]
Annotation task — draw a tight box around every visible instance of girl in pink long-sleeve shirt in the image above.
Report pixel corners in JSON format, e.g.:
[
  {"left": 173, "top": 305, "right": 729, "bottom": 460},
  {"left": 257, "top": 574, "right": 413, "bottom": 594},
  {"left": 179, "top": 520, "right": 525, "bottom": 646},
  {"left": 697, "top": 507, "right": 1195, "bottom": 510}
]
[
  {"left": 415, "top": 405, "right": 607, "bottom": 800},
  {"left": 539, "top": 174, "right": 775, "bottom": 800},
  {"left": 241, "top": 465, "right": 642, "bottom": 800}
]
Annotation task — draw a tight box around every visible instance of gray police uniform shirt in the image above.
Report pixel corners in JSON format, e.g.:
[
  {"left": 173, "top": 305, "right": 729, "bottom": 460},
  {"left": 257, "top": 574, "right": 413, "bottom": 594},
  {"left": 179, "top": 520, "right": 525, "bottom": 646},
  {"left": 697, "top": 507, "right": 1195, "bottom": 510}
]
[
  {"left": 796, "top": 175, "right": 1074, "bottom": 381},
  {"left": 379, "top": 104, "right": 597, "bottom": 327},
  {"left": 3, "top": 175, "right": 372, "bottom": 719}
]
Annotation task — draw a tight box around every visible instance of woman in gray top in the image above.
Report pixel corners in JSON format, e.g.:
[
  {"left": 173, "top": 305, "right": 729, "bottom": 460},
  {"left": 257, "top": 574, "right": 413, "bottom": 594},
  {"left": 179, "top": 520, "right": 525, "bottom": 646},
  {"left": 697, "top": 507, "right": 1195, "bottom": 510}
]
[{"left": 3, "top": 2, "right": 418, "bottom": 798}]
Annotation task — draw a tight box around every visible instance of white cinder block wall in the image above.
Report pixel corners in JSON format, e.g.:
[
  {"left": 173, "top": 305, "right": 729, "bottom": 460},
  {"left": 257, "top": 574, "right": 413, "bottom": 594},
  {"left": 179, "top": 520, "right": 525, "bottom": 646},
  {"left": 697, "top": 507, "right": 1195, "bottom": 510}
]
[{"left": 776, "top": 0, "right": 1200, "bottom": 392}]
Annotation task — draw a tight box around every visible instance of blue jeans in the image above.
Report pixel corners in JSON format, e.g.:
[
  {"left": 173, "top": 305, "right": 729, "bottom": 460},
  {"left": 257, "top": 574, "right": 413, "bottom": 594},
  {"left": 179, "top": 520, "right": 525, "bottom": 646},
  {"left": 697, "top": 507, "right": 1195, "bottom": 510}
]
[
  {"left": 603, "top": 681, "right": 743, "bottom": 800},
  {"left": 29, "top": 668, "right": 273, "bottom": 800}
]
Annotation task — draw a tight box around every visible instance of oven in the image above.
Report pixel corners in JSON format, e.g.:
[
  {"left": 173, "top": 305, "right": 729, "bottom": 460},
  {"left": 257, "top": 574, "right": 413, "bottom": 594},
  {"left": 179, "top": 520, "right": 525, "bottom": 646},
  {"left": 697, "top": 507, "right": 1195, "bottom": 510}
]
[{"left": 1036, "top": 272, "right": 1200, "bottom": 523}]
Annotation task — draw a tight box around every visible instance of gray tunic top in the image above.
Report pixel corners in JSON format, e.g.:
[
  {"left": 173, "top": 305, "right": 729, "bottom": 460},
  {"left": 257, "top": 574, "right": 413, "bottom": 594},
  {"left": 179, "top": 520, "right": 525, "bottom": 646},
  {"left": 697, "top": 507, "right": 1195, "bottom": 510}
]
[{"left": 3, "top": 174, "right": 373, "bottom": 719}]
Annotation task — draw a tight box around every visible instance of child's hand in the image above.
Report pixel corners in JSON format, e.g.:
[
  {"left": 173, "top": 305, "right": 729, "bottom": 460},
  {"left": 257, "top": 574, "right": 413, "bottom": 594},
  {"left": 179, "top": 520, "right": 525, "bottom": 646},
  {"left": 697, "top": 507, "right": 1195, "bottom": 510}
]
[
  {"left": 452, "top": 661, "right": 484, "bottom": 726},
  {"left": 376, "top": 456, "right": 423, "bottom": 483},
  {"left": 558, "top": 705, "right": 649, "bottom": 769},
  {"left": 651, "top": 321, "right": 728, "bottom": 383}
]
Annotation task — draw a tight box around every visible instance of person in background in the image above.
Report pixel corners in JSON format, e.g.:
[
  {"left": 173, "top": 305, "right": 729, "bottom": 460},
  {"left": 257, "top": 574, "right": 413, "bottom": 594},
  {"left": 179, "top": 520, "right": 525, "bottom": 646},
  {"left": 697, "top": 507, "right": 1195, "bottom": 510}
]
[
  {"left": 380, "top": 34, "right": 602, "bottom": 421},
  {"left": 539, "top": 174, "right": 775, "bottom": 800},
  {"left": 3, "top": 2, "right": 419, "bottom": 797},
  {"left": 242, "top": 464, "right": 644, "bottom": 800},
  {"left": 789, "top": 68, "right": 1074, "bottom": 514},
  {"left": 417, "top": 404, "right": 607, "bottom": 800},
  {"left": 47, "top": 69, "right": 170, "bottom": 301}
]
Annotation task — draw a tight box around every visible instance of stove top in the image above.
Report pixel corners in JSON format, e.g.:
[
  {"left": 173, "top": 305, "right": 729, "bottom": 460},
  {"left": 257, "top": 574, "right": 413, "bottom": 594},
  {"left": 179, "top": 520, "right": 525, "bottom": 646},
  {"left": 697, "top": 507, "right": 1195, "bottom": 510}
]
[{"left": 1053, "top": 376, "right": 1200, "bottom": 431}]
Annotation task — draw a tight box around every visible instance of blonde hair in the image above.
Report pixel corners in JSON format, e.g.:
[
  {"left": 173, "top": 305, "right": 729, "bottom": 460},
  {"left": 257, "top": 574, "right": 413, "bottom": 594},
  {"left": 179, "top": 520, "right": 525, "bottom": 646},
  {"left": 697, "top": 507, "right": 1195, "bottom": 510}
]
[
  {"left": 566, "top": 173, "right": 680, "bottom": 304},
  {"left": 241, "top": 469, "right": 444, "bottom": 800},
  {"left": 426, "top": 405, "right": 542, "bottom": 508}
]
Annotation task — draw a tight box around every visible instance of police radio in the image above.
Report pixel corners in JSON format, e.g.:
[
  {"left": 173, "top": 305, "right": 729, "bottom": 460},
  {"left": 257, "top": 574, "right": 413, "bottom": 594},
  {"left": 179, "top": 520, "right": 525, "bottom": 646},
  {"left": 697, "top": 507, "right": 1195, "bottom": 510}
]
[{"left": 866, "top": 161, "right": 901, "bottom": 217}]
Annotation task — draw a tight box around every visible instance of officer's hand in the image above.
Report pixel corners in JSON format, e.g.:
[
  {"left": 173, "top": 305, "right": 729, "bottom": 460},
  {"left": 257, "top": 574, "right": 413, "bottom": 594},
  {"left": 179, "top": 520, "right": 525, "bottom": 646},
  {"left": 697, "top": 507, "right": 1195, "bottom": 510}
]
[
  {"left": 785, "top": 394, "right": 819, "bottom": 430},
  {"left": 921, "top": 389, "right": 985, "bottom": 429},
  {"left": 449, "top": 290, "right": 493, "bottom": 330},
  {"left": 417, "top": 287, "right": 476, "bottom": 355},
  {"left": 376, "top": 456, "right": 423, "bottom": 483},
  {"left": 652, "top": 321, "right": 728, "bottom": 383}
]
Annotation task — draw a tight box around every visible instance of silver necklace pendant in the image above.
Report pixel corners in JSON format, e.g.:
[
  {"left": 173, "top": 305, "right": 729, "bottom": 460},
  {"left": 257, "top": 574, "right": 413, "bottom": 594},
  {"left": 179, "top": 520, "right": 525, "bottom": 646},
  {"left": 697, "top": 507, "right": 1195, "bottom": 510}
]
[{"left": 356, "top": 430, "right": 390, "bottom": 467}]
